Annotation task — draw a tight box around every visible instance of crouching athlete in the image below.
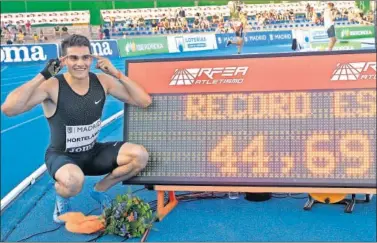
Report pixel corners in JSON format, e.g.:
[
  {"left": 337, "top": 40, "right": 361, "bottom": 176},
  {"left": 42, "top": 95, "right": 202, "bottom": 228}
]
[{"left": 1, "top": 34, "right": 152, "bottom": 223}]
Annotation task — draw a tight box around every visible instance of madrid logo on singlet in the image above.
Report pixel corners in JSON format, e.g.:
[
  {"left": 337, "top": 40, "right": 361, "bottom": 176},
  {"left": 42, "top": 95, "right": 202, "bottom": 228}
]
[{"left": 65, "top": 119, "right": 102, "bottom": 153}]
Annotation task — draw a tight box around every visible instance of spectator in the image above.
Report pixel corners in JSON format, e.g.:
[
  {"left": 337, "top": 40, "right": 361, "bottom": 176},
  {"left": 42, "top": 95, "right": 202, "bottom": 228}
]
[
  {"left": 193, "top": 18, "right": 200, "bottom": 29},
  {"left": 38, "top": 29, "right": 44, "bottom": 41},
  {"left": 110, "top": 16, "right": 115, "bottom": 31},
  {"left": 288, "top": 9, "right": 295, "bottom": 22},
  {"left": 151, "top": 20, "right": 158, "bottom": 33},
  {"left": 11, "top": 27, "right": 17, "bottom": 42},
  {"left": 215, "top": 21, "right": 225, "bottom": 33},
  {"left": 129, "top": 18, "right": 135, "bottom": 28},
  {"left": 33, "top": 32, "right": 39, "bottom": 43},
  {"left": 25, "top": 20, "right": 31, "bottom": 34},
  {"left": 17, "top": 29, "right": 24, "bottom": 44},
  {"left": 137, "top": 16, "right": 145, "bottom": 27},
  {"left": 180, "top": 18, "right": 190, "bottom": 32},
  {"left": 103, "top": 27, "right": 110, "bottom": 39},
  {"left": 59, "top": 26, "right": 68, "bottom": 39},
  {"left": 200, "top": 17, "right": 210, "bottom": 30},
  {"left": 3, "top": 28, "right": 10, "bottom": 40},
  {"left": 212, "top": 13, "right": 220, "bottom": 24},
  {"left": 54, "top": 25, "right": 61, "bottom": 38},
  {"left": 194, "top": 12, "right": 201, "bottom": 20},
  {"left": 306, "top": 3, "right": 311, "bottom": 20},
  {"left": 170, "top": 19, "right": 177, "bottom": 32},
  {"left": 178, "top": 8, "right": 186, "bottom": 18},
  {"left": 163, "top": 18, "right": 170, "bottom": 32},
  {"left": 98, "top": 25, "right": 103, "bottom": 40}
]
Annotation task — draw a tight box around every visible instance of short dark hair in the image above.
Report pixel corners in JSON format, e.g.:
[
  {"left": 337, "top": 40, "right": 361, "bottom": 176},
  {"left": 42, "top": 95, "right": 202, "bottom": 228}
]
[{"left": 61, "top": 34, "right": 91, "bottom": 56}]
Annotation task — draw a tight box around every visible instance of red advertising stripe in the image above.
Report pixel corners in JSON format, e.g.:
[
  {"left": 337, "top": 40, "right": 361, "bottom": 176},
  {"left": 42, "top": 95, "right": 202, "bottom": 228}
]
[{"left": 128, "top": 52, "right": 376, "bottom": 94}]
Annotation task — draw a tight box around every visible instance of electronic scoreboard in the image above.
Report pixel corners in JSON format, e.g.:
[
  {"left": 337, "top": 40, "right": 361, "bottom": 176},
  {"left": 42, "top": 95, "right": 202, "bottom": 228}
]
[{"left": 124, "top": 50, "right": 376, "bottom": 189}]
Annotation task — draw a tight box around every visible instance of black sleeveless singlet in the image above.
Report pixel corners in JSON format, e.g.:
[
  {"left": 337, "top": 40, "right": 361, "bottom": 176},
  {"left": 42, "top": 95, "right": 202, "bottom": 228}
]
[{"left": 47, "top": 72, "right": 106, "bottom": 153}]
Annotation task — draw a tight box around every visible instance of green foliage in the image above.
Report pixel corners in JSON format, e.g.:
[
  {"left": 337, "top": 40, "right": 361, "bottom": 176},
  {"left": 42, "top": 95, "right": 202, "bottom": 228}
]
[{"left": 101, "top": 191, "right": 155, "bottom": 239}]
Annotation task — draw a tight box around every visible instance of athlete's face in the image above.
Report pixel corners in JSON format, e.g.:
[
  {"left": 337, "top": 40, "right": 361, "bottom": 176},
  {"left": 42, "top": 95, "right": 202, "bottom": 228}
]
[{"left": 64, "top": 46, "right": 93, "bottom": 80}]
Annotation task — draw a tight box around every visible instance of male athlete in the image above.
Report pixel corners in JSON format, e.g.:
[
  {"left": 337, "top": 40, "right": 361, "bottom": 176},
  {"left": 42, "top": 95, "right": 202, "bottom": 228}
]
[
  {"left": 1, "top": 34, "right": 152, "bottom": 223},
  {"left": 226, "top": 19, "right": 244, "bottom": 54},
  {"left": 323, "top": 2, "right": 337, "bottom": 51}
]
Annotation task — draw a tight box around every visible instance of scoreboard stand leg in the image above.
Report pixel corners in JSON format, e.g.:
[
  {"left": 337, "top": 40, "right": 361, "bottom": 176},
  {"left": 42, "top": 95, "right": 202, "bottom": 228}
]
[
  {"left": 304, "top": 194, "right": 371, "bottom": 213},
  {"left": 303, "top": 196, "right": 316, "bottom": 210},
  {"left": 156, "top": 191, "right": 178, "bottom": 221}
]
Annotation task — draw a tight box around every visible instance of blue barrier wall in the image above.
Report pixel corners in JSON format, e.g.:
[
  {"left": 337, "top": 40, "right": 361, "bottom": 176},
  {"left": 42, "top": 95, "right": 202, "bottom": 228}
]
[
  {"left": 0, "top": 43, "right": 59, "bottom": 63},
  {"left": 0, "top": 40, "right": 121, "bottom": 64},
  {"left": 90, "top": 39, "right": 120, "bottom": 57},
  {"left": 216, "top": 30, "right": 293, "bottom": 49}
]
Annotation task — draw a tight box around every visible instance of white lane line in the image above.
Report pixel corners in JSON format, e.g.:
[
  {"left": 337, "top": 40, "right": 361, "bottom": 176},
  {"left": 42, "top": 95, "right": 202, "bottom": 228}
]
[
  {"left": 0, "top": 110, "right": 124, "bottom": 211},
  {"left": 1, "top": 66, "right": 8, "bottom": 72},
  {"left": 1, "top": 115, "right": 45, "bottom": 134}
]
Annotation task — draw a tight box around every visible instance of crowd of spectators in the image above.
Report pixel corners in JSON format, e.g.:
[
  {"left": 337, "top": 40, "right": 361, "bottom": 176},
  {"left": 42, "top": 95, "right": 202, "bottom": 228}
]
[
  {"left": 305, "top": 3, "right": 375, "bottom": 26},
  {"left": 1, "top": 20, "right": 69, "bottom": 44},
  {"left": 96, "top": 3, "right": 375, "bottom": 38},
  {"left": 1, "top": 2, "right": 375, "bottom": 43}
]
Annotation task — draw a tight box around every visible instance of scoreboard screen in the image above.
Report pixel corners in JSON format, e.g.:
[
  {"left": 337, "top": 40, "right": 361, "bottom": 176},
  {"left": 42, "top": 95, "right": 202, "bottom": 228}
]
[{"left": 124, "top": 50, "right": 376, "bottom": 188}]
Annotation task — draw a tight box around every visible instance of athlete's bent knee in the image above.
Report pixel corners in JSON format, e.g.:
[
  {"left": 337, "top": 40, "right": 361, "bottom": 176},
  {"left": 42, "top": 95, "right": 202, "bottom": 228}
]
[
  {"left": 132, "top": 145, "right": 149, "bottom": 171},
  {"left": 58, "top": 170, "right": 85, "bottom": 196}
]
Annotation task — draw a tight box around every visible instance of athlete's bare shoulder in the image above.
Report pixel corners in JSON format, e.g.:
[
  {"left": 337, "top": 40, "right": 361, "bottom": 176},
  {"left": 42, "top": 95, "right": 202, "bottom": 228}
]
[
  {"left": 94, "top": 72, "right": 111, "bottom": 93},
  {"left": 43, "top": 76, "right": 59, "bottom": 103}
]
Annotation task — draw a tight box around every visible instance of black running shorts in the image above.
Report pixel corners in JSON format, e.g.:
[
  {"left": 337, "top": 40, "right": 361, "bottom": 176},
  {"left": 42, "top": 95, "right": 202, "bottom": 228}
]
[
  {"left": 327, "top": 25, "right": 336, "bottom": 38},
  {"left": 45, "top": 141, "right": 125, "bottom": 180}
]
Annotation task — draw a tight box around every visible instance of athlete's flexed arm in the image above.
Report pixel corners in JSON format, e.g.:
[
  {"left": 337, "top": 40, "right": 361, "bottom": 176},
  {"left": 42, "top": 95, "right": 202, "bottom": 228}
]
[
  {"left": 1, "top": 58, "right": 64, "bottom": 117},
  {"left": 92, "top": 55, "right": 152, "bottom": 108}
]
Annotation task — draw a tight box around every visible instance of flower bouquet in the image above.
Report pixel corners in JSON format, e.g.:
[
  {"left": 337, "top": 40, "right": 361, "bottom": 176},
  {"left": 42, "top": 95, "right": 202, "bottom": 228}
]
[
  {"left": 101, "top": 193, "right": 154, "bottom": 239},
  {"left": 58, "top": 191, "right": 155, "bottom": 240}
]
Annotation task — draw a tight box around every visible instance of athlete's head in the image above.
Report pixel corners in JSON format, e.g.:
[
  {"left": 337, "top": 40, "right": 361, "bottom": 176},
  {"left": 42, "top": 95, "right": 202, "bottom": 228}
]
[{"left": 61, "top": 34, "right": 92, "bottom": 80}]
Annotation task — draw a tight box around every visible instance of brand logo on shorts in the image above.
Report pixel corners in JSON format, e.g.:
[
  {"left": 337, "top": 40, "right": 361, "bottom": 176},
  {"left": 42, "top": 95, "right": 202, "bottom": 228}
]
[
  {"left": 331, "top": 62, "right": 376, "bottom": 81},
  {"left": 169, "top": 67, "right": 248, "bottom": 86}
]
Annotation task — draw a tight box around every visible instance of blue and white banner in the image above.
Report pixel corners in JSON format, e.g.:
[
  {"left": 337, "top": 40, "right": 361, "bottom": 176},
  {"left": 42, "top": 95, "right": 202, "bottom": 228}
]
[
  {"left": 268, "top": 30, "right": 293, "bottom": 45},
  {"left": 0, "top": 43, "right": 59, "bottom": 63},
  {"left": 168, "top": 34, "right": 218, "bottom": 53},
  {"left": 309, "top": 28, "right": 329, "bottom": 43},
  {"left": 216, "top": 30, "right": 293, "bottom": 49},
  {"left": 90, "top": 39, "right": 119, "bottom": 57}
]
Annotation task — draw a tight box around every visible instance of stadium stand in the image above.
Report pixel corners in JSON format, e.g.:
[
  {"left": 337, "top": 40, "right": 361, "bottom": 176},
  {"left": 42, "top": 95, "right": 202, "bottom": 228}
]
[
  {"left": 0, "top": 0, "right": 374, "bottom": 43},
  {"left": 1, "top": 10, "right": 90, "bottom": 26},
  {"left": 1, "top": 10, "right": 91, "bottom": 44},
  {"left": 98, "top": 1, "right": 372, "bottom": 37}
]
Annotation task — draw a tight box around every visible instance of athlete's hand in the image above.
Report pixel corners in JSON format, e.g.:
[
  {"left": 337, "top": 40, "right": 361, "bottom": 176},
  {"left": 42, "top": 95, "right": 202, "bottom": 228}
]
[
  {"left": 40, "top": 56, "right": 65, "bottom": 80},
  {"left": 92, "top": 55, "right": 119, "bottom": 78}
]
